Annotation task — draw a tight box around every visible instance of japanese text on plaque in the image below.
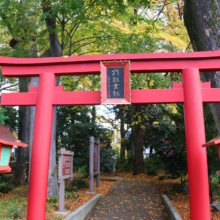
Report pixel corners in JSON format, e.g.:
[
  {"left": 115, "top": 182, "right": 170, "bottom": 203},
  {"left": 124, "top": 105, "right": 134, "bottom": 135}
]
[{"left": 107, "top": 67, "right": 124, "bottom": 98}]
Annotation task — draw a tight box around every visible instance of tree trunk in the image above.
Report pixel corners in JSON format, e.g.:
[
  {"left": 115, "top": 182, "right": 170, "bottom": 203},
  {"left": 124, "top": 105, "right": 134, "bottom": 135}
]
[
  {"left": 133, "top": 104, "right": 145, "bottom": 175},
  {"left": 120, "top": 108, "right": 126, "bottom": 161},
  {"left": 29, "top": 1, "right": 62, "bottom": 197},
  {"left": 15, "top": 78, "right": 30, "bottom": 183},
  {"left": 184, "top": 0, "right": 220, "bottom": 132},
  {"left": 92, "top": 106, "right": 96, "bottom": 123}
]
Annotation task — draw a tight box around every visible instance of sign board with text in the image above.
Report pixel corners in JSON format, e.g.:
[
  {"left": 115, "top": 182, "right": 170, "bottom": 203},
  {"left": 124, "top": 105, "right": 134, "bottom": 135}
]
[
  {"left": 101, "top": 61, "right": 131, "bottom": 104},
  {"left": 89, "top": 136, "right": 100, "bottom": 193},
  {"left": 58, "top": 148, "right": 74, "bottom": 181},
  {"left": 58, "top": 148, "right": 74, "bottom": 212}
]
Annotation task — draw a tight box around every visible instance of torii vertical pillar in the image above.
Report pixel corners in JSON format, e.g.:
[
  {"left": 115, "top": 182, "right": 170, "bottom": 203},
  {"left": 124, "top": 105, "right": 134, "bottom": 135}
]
[
  {"left": 27, "top": 72, "right": 56, "bottom": 220},
  {"left": 182, "top": 68, "right": 210, "bottom": 220}
]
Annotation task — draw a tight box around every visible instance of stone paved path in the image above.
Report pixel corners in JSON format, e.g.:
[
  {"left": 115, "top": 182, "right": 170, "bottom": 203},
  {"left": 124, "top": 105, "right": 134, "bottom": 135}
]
[{"left": 87, "top": 179, "right": 168, "bottom": 220}]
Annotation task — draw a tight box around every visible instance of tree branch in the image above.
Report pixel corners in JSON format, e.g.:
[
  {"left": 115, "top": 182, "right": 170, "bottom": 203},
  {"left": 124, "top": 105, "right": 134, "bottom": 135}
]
[{"left": 0, "top": 83, "right": 19, "bottom": 92}]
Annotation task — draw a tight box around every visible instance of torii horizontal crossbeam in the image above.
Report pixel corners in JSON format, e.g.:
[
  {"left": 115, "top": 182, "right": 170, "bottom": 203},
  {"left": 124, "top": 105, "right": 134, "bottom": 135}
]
[
  {"left": 1, "top": 50, "right": 220, "bottom": 76},
  {"left": 2, "top": 82, "right": 220, "bottom": 106}
]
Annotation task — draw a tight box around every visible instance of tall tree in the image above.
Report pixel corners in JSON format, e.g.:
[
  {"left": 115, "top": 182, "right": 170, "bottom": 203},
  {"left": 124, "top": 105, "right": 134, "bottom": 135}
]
[{"left": 184, "top": 0, "right": 220, "bottom": 132}]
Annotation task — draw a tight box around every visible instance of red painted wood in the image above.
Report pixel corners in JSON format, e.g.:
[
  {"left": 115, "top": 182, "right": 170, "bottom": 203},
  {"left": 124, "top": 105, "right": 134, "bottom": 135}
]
[
  {"left": 182, "top": 68, "right": 210, "bottom": 220},
  {"left": 130, "top": 89, "right": 184, "bottom": 104},
  {"left": 53, "top": 89, "right": 184, "bottom": 105},
  {"left": 1, "top": 50, "right": 220, "bottom": 76},
  {"left": 1, "top": 92, "right": 37, "bottom": 106},
  {"left": 202, "top": 134, "right": 220, "bottom": 147},
  {"left": 3, "top": 87, "right": 220, "bottom": 106},
  {"left": 53, "top": 91, "right": 101, "bottom": 105},
  {"left": 54, "top": 85, "right": 64, "bottom": 91},
  {"left": 0, "top": 167, "right": 11, "bottom": 172},
  {"left": 29, "top": 86, "right": 38, "bottom": 92},
  {"left": 27, "top": 73, "right": 56, "bottom": 220},
  {"left": 201, "top": 82, "right": 211, "bottom": 88},
  {"left": 172, "top": 82, "right": 183, "bottom": 89},
  {"left": 0, "top": 50, "right": 220, "bottom": 64},
  {"left": 202, "top": 88, "right": 220, "bottom": 102}
]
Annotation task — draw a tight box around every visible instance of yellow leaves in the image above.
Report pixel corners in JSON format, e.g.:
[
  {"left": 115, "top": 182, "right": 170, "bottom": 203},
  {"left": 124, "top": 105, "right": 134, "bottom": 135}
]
[
  {"left": 141, "top": 125, "right": 145, "bottom": 130},
  {"left": 149, "top": 0, "right": 192, "bottom": 52},
  {"left": 172, "top": 106, "right": 178, "bottom": 114},
  {"left": 131, "top": 121, "right": 136, "bottom": 126},
  {"left": 144, "top": 115, "right": 149, "bottom": 120},
  {"left": 149, "top": 80, "right": 154, "bottom": 87}
]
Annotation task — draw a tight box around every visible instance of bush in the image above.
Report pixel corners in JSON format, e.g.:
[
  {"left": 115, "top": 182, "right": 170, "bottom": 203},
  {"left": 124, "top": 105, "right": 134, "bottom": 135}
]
[
  {"left": 168, "top": 183, "right": 184, "bottom": 194},
  {"left": 0, "top": 174, "right": 14, "bottom": 193},
  {"left": 100, "top": 148, "right": 116, "bottom": 173},
  {"left": 144, "top": 155, "right": 164, "bottom": 175},
  {"left": 158, "top": 175, "right": 166, "bottom": 181},
  {"left": 209, "top": 172, "right": 220, "bottom": 197},
  {"left": 47, "top": 196, "right": 59, "bottom": 204},
  {"left": 6, "top": 206, "right": 26, "bottom": 219},
  {"left": 66, "top": 179, "right": 88, "bottom": 193}
]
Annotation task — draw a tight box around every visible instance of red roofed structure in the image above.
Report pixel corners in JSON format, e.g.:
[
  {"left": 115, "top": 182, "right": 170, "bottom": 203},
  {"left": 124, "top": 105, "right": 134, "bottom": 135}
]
[
  {"left": 202, "top": 134, "right": 220, "bottom": 147},
  {"left": 0, "top": 125, "right": 28, "bottom": 173}
]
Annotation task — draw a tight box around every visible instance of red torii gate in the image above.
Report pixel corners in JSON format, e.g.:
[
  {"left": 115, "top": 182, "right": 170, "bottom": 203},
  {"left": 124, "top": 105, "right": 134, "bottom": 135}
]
[{"left": 1, "top": 51, "right": 220, "bottom": 220}]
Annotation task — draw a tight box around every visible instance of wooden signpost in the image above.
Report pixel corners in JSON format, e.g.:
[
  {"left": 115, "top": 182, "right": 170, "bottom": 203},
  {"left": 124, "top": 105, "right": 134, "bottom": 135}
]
[
  {"left": 88, "top": 136, "right": 100, "bottom": 193},
  {"left": 58, "top": 148, "right": 74, "bottom": 212}
]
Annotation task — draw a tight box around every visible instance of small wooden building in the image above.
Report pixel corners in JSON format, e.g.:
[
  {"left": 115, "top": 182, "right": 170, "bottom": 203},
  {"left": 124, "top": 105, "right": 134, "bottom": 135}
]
[{"left": 0, "top": 125, "right": 28, "bottom": 173}]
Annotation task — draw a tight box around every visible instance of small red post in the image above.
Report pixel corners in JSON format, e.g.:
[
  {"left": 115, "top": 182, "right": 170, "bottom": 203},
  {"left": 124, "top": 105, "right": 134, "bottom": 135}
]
[
  {"left": 27, "top": 72, "right": 56, "bottom": 220},
  {"left": 182, "top": 68, "right": 210, "bottom": 220}
]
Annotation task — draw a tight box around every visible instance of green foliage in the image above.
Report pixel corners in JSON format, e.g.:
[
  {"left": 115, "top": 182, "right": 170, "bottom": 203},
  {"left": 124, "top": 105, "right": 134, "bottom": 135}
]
[
  {"left": 0, "top": 174, "right": 14, "bottom": 193},
  {"left": 203, "top": 104, "right": 219, "bottom": 175},
  {"left": 57, "top": 105, "right": 116, "bottom": 172},
  {"left": 3, "top": 106, "right": 19, "bottom": 132},
  {"left": 5, "top": 206, "right": 26, "bottom": 219},
  {"left": 47, "top": 196, "right": 59, "bottom": 204},
  {"left": 100, "top": 147, "right": 116, "bottom": 172},
  {"left": 0, "top": 106, "right": 8, "bottom": 125},
  {"left": 144, "top": 155, "right": 164, "bottom": 175},
  {"left": 168, "top": 183, "right": 184, "bottom": 194},
  {"left": 209, "top": 172, "right": 220, "bottom": 197},
  {"left": 116, "top": 153, "right": 134, "bottom": 171},
  {"left": 66, "top": 179, "right": 89, "bottom": 192},
  {"left": 65, "top": 179, "right": 87, "bottom": 200}
]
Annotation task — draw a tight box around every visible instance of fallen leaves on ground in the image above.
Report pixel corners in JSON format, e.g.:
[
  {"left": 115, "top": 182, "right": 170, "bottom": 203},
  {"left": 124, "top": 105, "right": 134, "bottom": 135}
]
[
  {"left": 87, "top": 178, "right": 168, "bottom": 220},
  {"left": 103, "top": 170, "right": 220, "bottom": 219},
  {"left": 2, "top": 170, "right": 220, "bottom": 219},
  {"left": 0, "top": 178, "right": 114, "bottom": 220},
  {"left": 48, "top": 178, "right": 115, "bottom": 219}
]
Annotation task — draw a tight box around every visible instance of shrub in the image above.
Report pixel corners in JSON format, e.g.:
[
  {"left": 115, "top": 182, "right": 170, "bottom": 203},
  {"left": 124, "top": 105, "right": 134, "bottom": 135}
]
[
  {"left": 209, "top": 172, "right": 220, "bottom": 197},
  {"left": 168, "top": 183, "right": 184, "bottom": 194},
  {"left": 144, "top": 155, "right": 164, "bottom": 175},
  {"left": 158, "top": 175, "right": 166, "bottom": 181},
  {"left": 100, "top": 148, "right": 116, "bottom": 173},
  {"left": 6, "top": 206, "right": 25, "bottom": 219},
  {"left": 0, "top": 174, "right": 14, "bottom": 193},
  {"left": 66, "top": 179, "right": 88, "bottom": 193},
  {"left": 47, "top": 196, "right": 59, "bottom": 204},
  {"left": 116, "top": 154, "right": 134, "bottom": 171}
]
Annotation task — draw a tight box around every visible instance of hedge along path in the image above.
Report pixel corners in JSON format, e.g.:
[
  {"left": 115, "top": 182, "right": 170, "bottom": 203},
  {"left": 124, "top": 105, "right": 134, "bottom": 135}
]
[{"left": 87, "top": 179, "right": 169, "bottom": 220}]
